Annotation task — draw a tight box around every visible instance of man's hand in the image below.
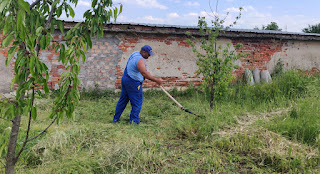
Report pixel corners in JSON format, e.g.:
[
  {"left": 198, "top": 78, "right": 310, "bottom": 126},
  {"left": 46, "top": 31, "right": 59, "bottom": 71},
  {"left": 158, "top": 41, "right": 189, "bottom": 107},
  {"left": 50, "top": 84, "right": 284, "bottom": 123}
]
[{"left": 154, "top": 77, "right": 165, "bottom": 85}]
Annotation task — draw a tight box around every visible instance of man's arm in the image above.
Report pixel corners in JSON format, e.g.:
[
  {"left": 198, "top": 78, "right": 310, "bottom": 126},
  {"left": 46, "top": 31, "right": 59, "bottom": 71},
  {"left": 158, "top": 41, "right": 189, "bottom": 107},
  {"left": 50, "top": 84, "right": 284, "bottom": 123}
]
[{"left": 137, "top": 59, "right": 163, "bottom": 85}]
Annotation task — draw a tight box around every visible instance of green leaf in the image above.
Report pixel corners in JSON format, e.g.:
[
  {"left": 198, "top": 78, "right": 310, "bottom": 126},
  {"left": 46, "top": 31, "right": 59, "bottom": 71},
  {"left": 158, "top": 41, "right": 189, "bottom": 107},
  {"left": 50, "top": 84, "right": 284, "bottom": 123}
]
[
  {"left": 68, "top": 4, "right": 75, "bottom": 18},
  {"left": 6, "top": 46, "right": 17, "bottom": 66},
  {"left": 119, "top": 4, "right": 123, "bottom": 14},
  {"left": 56, "top": 112, "right": 60, "bottom": 124},
  {"left": 84, "top": 32, "right": 92, "bottom": 48},
  {"left": 81, "top": 40, "right": 87, "bottom": 52},
  {"left": 5, "top": 104, "right": 15, "bottom": 120},
  {"left": 43, "top": 82, "right": 49, "bottom": 93},
  {"left": 10, "top": 76, "right": 15, "bottom": 90},
  {"left": 31, "top": 106, "right": 37, "bottom": 120},
  {"left": 74, "top": 22, "right": 81, "bottom": 29},
  {"left": 57, "top": 20, "right": 64, "bottom": 34},
  {"left": 35, "top": 58, "right": 41, "bottom": 76},
  {"left": 66, "top": 46, "right": 74, "bottom": 57},
  {"left": 46, "top": 34, "right": 51, "bottom": 48},
  {"left": 49, "top": 112, "right": 55, "bottom": 119},
  {"left": 3, "top": 18, "right": 12, "bottom": 35},
  {"left": 40, "top": 35, "right": 46, "bottom": 49},
  {"left": 2, "top": 33, "right": 14, "bottom": 47},
  {"left": 55, "top": 44, "right": 60, "bottom": 52},
  {"left": 0, "top": 0, "right": 9, "bottom": 13},
  {"left": 113, "top": 7, "right": 118, "bottom": 22},
  {"left": 20, "top": 25, "right": 26, "bottom": 40},
  {"left": 56, "top": 5, "right": 62, "bottom": 17},
  {"left": 80, "top": 50, "right": 86, "bottom": 64},
  {"left": 52, "top": 0, "right": 60, "bottom": 7},
  {"left": 17, "top": 9, "right": 26, "bottom": 30},
  {"left": 36, "top": 26, "right": 44, "bottom": 36},
  {"left": 59, "top": 44, "right": 65, "bottom": 63},
  {"left": 18, "top": 0, "right": 30, "bottom": 14},
  {"left": 45, "top": 72, "right": 49, "bottom": 81},
  {"left": 92, "top": 0, "right": 97, "bottom": 7}
]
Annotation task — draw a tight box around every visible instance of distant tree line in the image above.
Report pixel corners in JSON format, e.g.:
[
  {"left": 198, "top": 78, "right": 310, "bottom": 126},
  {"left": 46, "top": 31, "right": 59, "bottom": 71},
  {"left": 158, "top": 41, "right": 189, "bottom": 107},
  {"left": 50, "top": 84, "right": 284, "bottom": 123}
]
[
  {"left": 302, "top": 23, "right": 320, "bottom": 34},
  {"left": 254, "top": 21, "right": 320, "bottom": 34},
  {"left": 254, "top": 22, "right": 282, "bottom": 31}
]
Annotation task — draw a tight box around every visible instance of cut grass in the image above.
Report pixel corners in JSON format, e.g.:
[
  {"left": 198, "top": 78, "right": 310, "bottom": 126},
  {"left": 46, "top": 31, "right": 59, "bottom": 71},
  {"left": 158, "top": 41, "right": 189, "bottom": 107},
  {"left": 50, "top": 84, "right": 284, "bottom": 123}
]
[{"left": 0, "top": 71, "right": 319, "bottom": 173}]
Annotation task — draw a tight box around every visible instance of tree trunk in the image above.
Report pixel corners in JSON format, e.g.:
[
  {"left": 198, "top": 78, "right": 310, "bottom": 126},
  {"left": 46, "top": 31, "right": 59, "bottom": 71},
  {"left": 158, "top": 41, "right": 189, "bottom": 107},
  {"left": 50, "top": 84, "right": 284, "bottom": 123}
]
[
  {"left": 5, "top": 115, "right": 21, "bottom": 174},
  {"left": 209, "top": 82, "right": 215, "bottom": 110}
]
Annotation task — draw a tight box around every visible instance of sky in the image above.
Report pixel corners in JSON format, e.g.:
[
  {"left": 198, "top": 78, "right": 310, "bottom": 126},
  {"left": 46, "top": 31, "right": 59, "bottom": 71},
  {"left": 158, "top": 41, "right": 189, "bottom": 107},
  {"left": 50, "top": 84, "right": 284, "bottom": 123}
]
[{"left": 29, "top": 0, "right": 320, "bottom": 33}]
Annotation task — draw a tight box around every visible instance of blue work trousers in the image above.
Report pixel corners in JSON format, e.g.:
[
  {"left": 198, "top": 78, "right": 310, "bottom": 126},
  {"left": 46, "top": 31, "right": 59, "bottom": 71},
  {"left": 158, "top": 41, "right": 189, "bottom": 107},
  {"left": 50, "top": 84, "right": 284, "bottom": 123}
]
[{"left": 113, "top": 73, "right": 143, "bottom": 124}]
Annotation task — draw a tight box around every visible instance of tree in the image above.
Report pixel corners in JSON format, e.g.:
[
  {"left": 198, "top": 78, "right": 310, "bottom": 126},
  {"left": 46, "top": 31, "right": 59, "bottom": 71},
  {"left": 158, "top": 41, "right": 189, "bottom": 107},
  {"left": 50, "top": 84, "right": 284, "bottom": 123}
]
[
  {"left": 0, "top": 0, "right": 122, "bottom": 173},
  {"left": 187, "top": 0, "right": 245, "bottom": 109},
  {"left": 255, "top": 22, "right": 282, "bottom": 31},
  {"left": 302, "top": 23, "right": 320, "bottom": 34}
]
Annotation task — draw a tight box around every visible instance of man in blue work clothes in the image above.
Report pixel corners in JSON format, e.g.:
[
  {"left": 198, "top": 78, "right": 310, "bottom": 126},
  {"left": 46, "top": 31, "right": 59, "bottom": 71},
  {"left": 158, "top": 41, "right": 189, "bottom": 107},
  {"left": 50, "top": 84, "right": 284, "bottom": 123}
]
[{"left": 113, "top": 45, "right": 164, "bottom": 124}]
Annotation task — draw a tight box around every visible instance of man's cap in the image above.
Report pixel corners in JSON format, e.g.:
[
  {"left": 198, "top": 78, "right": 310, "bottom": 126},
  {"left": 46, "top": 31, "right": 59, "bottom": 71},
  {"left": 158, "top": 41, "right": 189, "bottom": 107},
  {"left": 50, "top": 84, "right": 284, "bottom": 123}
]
[{"left": 141, "top": 45, "right": 154, "bottom": 56}]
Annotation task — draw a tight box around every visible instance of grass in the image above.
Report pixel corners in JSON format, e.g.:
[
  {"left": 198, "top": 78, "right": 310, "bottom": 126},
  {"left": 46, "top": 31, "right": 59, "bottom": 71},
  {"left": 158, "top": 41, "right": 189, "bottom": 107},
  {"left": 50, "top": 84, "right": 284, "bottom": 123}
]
[{"left": 0, "top": 70, "right": 319, "bottom": 173}]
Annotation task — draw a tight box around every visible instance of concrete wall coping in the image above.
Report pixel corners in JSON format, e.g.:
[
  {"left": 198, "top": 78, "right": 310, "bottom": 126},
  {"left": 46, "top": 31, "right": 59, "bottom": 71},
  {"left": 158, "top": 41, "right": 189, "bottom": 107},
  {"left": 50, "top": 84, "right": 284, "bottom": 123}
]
[{"left": 63, "top": 21, "right": 320, "bottom": 41}]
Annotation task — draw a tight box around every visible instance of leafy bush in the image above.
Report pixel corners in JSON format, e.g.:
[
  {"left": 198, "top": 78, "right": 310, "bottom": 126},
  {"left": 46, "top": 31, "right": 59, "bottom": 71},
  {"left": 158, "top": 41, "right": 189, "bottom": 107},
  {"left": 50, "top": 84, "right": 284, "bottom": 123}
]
[{"left": 272, "top": 59, "right": 285, "bottom": 77}]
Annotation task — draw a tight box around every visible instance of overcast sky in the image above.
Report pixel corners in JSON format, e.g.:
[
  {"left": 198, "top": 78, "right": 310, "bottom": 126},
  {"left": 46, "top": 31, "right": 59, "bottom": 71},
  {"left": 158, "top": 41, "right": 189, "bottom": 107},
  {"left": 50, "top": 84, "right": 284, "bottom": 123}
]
[{"left": 29, "top": 0, "right": 320, "bottom": 33}]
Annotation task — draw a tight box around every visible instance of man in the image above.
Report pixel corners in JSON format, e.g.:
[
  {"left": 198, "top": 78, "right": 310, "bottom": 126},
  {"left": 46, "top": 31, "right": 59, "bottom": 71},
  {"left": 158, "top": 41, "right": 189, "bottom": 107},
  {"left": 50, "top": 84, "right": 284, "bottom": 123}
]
[{"left": 113, "top": 45, "right": 163, "bottom": 124}]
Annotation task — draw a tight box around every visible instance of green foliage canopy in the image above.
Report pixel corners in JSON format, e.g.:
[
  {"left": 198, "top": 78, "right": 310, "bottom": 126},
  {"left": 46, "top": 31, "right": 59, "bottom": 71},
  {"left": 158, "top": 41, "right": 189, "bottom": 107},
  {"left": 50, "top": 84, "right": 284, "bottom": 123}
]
[
  {"left": 302, "top": 23, "right": 320, "bottom": 34},
  {"left": 0, "top": 0, "right": 122, "bottom": 172}
]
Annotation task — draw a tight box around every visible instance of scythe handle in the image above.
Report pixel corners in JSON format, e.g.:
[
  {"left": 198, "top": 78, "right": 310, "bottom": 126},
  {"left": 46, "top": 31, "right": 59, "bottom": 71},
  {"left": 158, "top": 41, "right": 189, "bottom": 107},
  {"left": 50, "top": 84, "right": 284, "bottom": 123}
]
[{"left": 159, "top": 85, "right": 185, "bottom": 110}]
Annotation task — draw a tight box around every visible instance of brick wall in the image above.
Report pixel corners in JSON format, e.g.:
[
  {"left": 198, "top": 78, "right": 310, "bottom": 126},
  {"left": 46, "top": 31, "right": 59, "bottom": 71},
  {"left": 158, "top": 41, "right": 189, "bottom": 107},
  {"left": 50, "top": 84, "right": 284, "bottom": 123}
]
[
  {"left": 1, "top": 23, "right": 320, "bottom": 93},
  {"left": 232, "top": 38, "right": 287, "bottom": 74}
]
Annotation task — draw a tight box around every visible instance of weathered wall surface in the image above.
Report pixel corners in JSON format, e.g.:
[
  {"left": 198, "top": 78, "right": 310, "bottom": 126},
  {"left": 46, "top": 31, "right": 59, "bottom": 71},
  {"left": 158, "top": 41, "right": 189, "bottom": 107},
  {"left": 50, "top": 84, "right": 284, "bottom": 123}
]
[
  {"left": 0, "top": 53, "right": 13, "bottom": 93},
  {"left": 232, "top": 39, "right": 320, "bottom": 74},
  {"left": 115, "top": 33, "right": 202, "bottom": 89},
  {"left": 1, "top": 23, "right": 320, "bottom": 93},
  {"left": 267, "top": 40, "right": 320, "bottom": 73},
  {"left": 0, "top": 34, "right": 14, "bottom": 93},
  {"left": 79, "top": 35, "right": 122, "bottom": 89}
]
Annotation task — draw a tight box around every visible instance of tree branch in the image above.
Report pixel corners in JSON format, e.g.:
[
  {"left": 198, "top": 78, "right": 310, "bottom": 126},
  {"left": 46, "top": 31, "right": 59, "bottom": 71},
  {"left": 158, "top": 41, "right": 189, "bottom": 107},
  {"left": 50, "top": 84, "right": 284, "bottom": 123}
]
[
  {"left": 30, "top": 0, "right": 41, "bottom": 9},
  {"left": 26, "top": 2, "right": 58, "bottom": 143},
  {"left": 45, "top": 6, "right": 56, "bottom": 29},
  {"left": 27, "top": 115, "right": 57, "bottom": 142},
  {"left": 14, "top": 87, "right": 35, "bottom": 163}
]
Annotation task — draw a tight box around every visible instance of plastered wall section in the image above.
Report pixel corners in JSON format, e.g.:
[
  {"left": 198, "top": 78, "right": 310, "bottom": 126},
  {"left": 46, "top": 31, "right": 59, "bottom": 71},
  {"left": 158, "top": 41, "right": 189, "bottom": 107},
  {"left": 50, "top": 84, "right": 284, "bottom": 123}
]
[
  {"left": 267, "top": 40, "right": 320, "bottom": 73},
  {"left": 232, "top": 38, "right": 320, "bottom": 75},
  {"left": 116, "top": 33, "right": 203, "bottom": 90}
]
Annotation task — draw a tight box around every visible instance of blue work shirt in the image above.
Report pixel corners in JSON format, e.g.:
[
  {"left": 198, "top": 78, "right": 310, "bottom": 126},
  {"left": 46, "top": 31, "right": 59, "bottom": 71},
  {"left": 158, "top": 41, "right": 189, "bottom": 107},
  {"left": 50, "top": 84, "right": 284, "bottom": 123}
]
[{"left": 126, "top": 51, "right": 146, "bottom": 82}]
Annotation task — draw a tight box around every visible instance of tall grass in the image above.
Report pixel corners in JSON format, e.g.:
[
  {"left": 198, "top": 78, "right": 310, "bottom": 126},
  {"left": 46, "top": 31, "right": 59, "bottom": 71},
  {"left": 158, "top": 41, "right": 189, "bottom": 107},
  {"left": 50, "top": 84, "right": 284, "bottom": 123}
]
[
  {"left": 254, "top": 73, "right": 320, "bottom": 147},
  {"left": 261, "top": 95, "right": 320, "bottom": 146},
  {"left": 225, "top": 70, "right": 310, "bottom": 106}
]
